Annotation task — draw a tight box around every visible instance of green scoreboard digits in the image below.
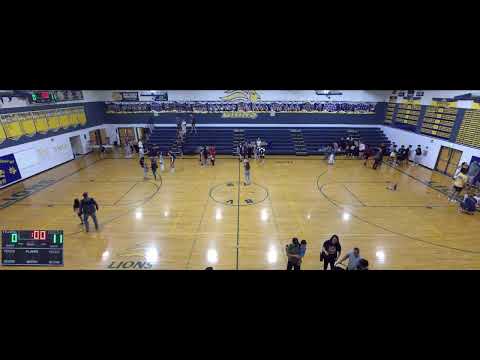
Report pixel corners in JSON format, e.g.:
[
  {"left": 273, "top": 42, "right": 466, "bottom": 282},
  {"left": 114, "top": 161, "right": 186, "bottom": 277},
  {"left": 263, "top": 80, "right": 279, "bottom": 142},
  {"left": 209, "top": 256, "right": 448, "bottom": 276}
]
[{"left": 1, "top": 230, "right": 64, "bottom": 266}]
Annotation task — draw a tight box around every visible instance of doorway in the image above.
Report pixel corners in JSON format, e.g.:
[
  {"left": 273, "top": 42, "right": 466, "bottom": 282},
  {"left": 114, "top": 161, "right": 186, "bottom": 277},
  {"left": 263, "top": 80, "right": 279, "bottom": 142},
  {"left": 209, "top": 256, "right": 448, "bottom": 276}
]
[
  {"left": 69, "top": 135, "right": 83, "bottom": 157},
  {"left": 435, "top": 146, "right": 463, "bottom": 177},
  {"left": 118, "top": 127, "right": 136, "bottom": 145}
]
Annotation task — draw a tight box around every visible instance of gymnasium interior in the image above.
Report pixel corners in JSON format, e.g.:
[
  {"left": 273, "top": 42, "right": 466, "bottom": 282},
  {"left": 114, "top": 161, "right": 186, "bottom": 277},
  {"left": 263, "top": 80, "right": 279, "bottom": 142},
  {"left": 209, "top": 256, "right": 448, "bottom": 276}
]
[{"left": 1, "top": 90, "right": 480, "bottom": 270}]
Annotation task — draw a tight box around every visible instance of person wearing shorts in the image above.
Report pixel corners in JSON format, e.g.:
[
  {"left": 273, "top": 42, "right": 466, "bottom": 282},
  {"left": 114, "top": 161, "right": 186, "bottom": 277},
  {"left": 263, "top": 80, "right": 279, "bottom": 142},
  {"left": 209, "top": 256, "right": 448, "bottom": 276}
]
[{"left": 450, "top": 171, "right": 468, "bottom": 201}]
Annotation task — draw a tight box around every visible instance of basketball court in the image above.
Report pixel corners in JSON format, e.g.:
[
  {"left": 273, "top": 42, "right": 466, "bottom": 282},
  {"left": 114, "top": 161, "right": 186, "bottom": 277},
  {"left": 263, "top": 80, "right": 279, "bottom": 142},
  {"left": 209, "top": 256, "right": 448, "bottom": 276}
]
[{"left": 2, "top": 151, "right": 479, "bottom": 270}]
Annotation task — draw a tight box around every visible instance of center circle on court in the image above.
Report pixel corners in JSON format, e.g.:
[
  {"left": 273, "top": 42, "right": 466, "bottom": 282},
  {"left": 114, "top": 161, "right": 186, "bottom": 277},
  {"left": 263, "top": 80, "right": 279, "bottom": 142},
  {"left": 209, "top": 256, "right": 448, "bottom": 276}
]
[{"left": 209, "top": 182, "right": 269, "bottom": 206}]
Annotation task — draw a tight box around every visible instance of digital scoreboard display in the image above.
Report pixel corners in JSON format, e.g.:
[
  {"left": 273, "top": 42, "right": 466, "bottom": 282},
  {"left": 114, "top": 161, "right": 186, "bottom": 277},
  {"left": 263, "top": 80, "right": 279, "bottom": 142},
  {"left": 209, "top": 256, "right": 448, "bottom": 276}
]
[{"left": 1, "top": 230, "right": 64, "bottom": 266}]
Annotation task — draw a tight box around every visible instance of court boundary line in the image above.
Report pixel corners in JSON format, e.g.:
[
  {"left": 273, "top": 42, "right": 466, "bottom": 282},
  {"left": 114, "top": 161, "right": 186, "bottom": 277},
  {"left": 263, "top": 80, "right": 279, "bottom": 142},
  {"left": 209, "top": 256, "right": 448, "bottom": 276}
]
[
  {"left": 316, "top": 171, "right": 480, "bottom": 255},
  {"left": 343, "top": 184, "right": 366, "bottom": 207},
  {"left": 0, "top": 154, "right": 104, "bottom": 211},
  {"left": 113, "top": 182, "right": 139, "bottom": 205},
  {"left": 65, "top": 177, "right": 162, "bottom": 237},
  {"left": 236, "top": 159, "right": 241, "bottom": 270}
]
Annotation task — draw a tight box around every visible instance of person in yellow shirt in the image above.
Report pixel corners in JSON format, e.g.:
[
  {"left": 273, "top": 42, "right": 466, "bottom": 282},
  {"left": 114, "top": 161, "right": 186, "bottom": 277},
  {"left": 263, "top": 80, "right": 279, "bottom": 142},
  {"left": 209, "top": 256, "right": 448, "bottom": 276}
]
[{"left": 450, "top": 171, "right": 469, "bottom": 202}]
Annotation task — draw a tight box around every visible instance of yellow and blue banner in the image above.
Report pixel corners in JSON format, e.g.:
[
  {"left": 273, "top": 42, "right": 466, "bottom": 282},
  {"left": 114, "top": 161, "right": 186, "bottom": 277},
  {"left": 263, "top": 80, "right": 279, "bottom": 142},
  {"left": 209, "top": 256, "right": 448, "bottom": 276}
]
[{"left": 0, "top": 154, "right": 22, "bottom": 187}]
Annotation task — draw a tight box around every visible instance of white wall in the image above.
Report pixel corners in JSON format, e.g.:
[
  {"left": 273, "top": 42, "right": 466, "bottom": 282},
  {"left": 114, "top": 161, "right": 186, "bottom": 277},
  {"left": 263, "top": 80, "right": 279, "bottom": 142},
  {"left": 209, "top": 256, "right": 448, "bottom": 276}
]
[
  {"left": 0, "top": 125, "right": 105, "bottom": 189},
  {"left": 103, "top": 90, "right": 390, "bottom": 103},
  {"left": 382, "top": 126, "right": 480, "bottom": 170}
]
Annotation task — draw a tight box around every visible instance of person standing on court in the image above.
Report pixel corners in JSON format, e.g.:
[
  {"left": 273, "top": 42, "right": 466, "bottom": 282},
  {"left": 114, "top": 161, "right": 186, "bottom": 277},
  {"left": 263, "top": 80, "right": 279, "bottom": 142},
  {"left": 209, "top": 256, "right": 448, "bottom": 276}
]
[
  {"left": 285, "top": 238, "right": 301, "bottom": 270},
  {"left": 321, "top": 235, "right": 341, "bottom": 270},
  {"left": 80, "top": 192, "right": 99, "bottom": 232},
  {"left": 140, "top": 156, "right": 148, "bottom": 179},
  {"left": 202, "top": 146, "right": 209, "bottom": 167},
  {"left": 359, "top": 141, "right": 366, "bottom": 159},
  {"left": 190, "top": 114, "right": 197, "bottom": 134},
  {"left": 372, "top": 147, "right": 384, "bottom": 170},
  {"left": 413, "top": 145, "right": 422, "bottom": 166},
  {"left": 450, "top": 167, "right": 468, "bottom": 202},
  {"left": 151, "top": 157, "right": 158, "bottom": 180},
  {"left": 168, "top": 151, "right": 176, "bottom": 171},
  {"left": 73, "top": 198, "right": 83, "bottom": 225},
  {"left": 243, "top": 159, "right": 251, "bottom": 185},
  {"left": 209, "top": 144, "right": 216, "bottom": 166}
]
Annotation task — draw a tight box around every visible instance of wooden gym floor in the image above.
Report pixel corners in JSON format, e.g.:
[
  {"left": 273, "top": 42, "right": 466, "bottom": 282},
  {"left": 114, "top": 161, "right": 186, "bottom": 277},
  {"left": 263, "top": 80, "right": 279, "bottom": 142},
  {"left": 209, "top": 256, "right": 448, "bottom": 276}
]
[{"left": 1, "top": 151, "right": 480, "bottom": 270}]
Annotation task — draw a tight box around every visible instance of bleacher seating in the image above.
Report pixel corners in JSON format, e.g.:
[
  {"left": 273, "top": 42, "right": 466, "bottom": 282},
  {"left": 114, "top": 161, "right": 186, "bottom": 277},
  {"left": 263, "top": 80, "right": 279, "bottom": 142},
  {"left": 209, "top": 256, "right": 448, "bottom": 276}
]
[
  {"left": 302, "top": 128, "right": 389, "bottom": 154},
  {"left": 146, "top": 128, "right": 178, "bottom": 153},
  {"left": 146, "top": 127, "right": 390, "bottom": 156}
]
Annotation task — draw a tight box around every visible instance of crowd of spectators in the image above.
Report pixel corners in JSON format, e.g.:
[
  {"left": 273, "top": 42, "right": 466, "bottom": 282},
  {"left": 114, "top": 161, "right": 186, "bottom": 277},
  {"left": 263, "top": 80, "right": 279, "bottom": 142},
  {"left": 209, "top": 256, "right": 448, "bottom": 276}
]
[{"left": 105, "top": 101, "right": 376, "bottom": 114}]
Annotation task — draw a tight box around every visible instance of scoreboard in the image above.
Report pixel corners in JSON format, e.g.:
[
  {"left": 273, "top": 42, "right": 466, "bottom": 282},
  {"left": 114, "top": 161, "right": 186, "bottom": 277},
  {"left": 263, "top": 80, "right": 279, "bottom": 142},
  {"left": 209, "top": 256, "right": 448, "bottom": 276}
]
[
  {"left": 421, "top": 101, "right": 458, "bottom": 140},
  {"left": 456, "top": 109, "right": 480, "bottom": 149},
  {"left": 395, "top": 101, "right": 421, "bottom": 127},
  {"left": 1, "top": 230, "right": 64, "bottom": 266},
  {"left": 29, "top": 91, "right": 84, "bottom": 104},
  {"left": 385, "top": 101, "right": 396, "bottom": 124}
]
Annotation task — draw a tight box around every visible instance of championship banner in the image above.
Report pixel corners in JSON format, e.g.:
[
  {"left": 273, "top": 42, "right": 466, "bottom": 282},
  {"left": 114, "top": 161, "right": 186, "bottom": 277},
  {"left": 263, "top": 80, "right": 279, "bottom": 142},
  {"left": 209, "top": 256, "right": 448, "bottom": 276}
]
[
  {"left": 58, "top": 109, "right": 70, "bottom": 129},
  {"left": 19, "top": 112, "right": 37, "bottom": 137},
  {"left": 78, "top": 108, "right": 87, "bottom": 126},
  {"left": 0, "top": 121, "right": 6, "bottom": 144},
  {"left": 0, "top": 113, "right": 23, "bottom": 140},
  {"left": 33, "top": 111, "right": 49, "bottom": 134},
  {"left": 0, "top": 154, "right": 22, "bottom": 188},
  {"left": 46, "top": 110, "right": 60, "bottom": 132}
]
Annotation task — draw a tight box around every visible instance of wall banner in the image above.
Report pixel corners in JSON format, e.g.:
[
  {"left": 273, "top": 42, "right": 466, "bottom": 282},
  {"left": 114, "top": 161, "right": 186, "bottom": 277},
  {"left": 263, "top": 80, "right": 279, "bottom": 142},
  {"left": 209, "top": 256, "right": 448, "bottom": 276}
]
[{"left": 0, "top": 153, "right": 22, "bottom": 187}]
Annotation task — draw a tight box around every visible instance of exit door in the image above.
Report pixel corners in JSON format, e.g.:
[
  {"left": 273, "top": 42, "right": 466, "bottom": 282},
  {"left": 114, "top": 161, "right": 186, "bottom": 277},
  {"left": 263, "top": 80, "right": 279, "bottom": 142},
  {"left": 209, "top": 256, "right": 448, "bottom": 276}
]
[{"left": 435, "top": 146, "right": 463, "bottom": 177}]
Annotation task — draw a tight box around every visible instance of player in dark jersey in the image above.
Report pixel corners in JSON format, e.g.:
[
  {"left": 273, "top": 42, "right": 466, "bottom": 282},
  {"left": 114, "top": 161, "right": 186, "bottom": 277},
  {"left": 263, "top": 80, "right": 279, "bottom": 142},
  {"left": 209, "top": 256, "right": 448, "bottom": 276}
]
[
  {"left": 168, "top": 151, "right": 176, "bottom": 171},
  {"left": 372, "top": 147, "right": 384, "bottom": 170}
]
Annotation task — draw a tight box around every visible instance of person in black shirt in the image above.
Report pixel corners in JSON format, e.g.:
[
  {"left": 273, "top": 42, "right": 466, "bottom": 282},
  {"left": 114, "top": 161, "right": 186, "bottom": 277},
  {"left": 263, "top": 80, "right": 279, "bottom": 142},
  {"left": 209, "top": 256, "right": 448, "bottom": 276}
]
[
  {"left": 168, "top": 151, "right": 176, "bottom": 171},
  {"left": 372, "top": 147, "right": 383, "bottom": 170},
  {"left": 151, "top": 157, "right": 158, "bottom": 180},
  {"left": 405, "top": 145, "right": 413, "bottom": 166},
  {"left": 73, "top": 198, "right": 83, "bottom": 225},
  {"left": 321, "top": 235, "right": 342, "bottom": 270},
  {"left": 80, "top": 192, "right": 99, "bottom": 232},
  {"left": 190, "top": 114, "right": 197, "bottom": 134}
]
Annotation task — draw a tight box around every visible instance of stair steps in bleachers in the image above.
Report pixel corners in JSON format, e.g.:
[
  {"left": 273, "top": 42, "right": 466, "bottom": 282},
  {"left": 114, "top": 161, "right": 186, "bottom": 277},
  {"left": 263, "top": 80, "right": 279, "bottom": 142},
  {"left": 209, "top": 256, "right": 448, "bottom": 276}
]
[
  {"left": 289, "top": 129, "right": 308, "bottom": 156},
  {"left": 233, "top": 129, "right": 245, "bottom": 155}
]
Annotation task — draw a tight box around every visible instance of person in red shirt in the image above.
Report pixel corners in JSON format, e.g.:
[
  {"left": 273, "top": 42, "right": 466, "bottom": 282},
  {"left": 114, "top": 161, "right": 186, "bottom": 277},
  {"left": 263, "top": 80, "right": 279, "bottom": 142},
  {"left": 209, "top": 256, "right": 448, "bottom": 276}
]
[{"left": 209, "top": 145, "right": 216, "bottom": 166}]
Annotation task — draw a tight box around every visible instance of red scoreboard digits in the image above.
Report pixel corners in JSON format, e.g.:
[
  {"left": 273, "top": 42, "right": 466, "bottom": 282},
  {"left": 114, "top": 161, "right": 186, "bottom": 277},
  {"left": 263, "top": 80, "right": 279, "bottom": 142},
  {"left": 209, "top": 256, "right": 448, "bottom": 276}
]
[{"left": 32, "top": 230, "right": 46, "bottom": 240}]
